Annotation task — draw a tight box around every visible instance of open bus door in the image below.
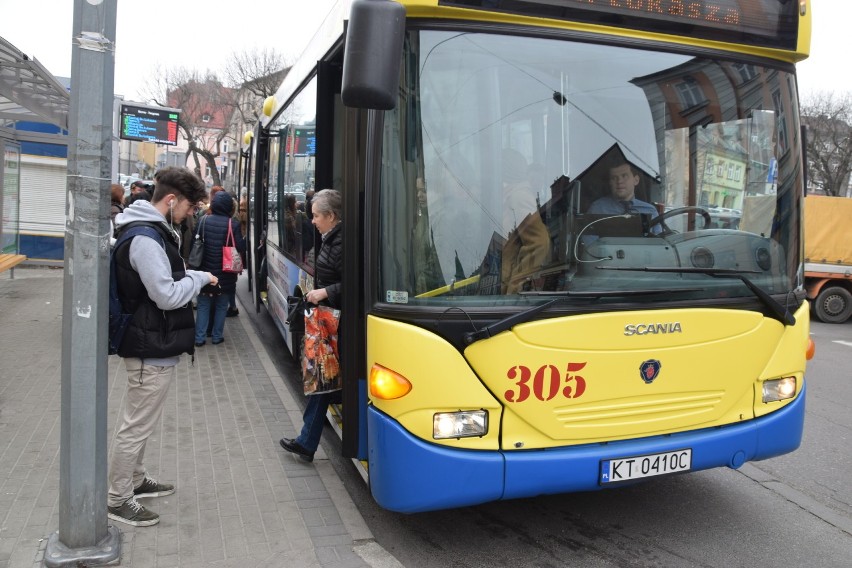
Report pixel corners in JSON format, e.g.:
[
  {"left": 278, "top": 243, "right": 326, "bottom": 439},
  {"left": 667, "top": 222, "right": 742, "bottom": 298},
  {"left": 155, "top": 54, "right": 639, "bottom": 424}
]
[
  {"left": 237, "top": 135, "right": 254, "bottom": 297},
  {"left": 315, "top": 54, "right": 367, "bottom": 460},
  {"left": 339, "top": 104, "right": 368, "bottom": 460},
  {"left": 339, "top": 0, "right": 406, "bottom": 461},
  {"left": 251, "top": 127, "right": 269, "bottom": 311}
]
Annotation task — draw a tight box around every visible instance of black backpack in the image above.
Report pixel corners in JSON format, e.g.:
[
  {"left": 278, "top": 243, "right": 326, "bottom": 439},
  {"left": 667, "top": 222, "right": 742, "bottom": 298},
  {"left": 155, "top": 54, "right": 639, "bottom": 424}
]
[{"left": 108, "top": 223, "right": 163, "bottom": 355}]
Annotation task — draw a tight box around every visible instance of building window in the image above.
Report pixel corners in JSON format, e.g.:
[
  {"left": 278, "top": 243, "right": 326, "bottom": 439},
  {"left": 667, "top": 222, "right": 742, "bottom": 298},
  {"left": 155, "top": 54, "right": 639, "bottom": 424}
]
[
  {"left": 732, "top": 63, "right": 757, "bottom": 84},
  {"left": 676, "top": 76, "right": 706, "bottom": 109},
  {"left": 202, "top": 114, "right": 211, "bottom": 123}
]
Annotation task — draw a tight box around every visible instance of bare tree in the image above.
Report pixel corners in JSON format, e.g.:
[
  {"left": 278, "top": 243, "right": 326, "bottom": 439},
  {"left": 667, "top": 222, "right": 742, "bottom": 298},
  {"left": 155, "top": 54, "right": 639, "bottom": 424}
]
[
  {"left": 224, "top": 48, "right": 288, "bottom": 100},
  {"left": 223, "top": 48, "right": 290, "bottom": 134},
  {"left": 801, "top": 91, "right": 852, "bottom": 197},
  {"left": 139, "top": 51, "right": 290, "bottom": 188},
  {"left": 142, "top": 66, "right": 237, "bottom": 187}
]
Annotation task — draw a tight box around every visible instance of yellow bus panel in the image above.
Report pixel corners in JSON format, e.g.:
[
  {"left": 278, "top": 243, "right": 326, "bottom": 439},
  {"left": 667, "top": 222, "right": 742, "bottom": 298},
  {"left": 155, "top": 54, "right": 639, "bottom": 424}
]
[
  {"left": 367, "top": 315, "right": 502, "bottom": 449},
  {"left": 464, "top": 305, "right": 807, "bottom": 448}
]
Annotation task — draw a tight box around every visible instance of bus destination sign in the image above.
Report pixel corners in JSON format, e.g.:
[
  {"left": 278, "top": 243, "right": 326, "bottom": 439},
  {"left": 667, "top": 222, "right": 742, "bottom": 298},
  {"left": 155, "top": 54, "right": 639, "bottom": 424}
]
[
  {"left": 119, "top": 104, "right": 180, "bottom": 146},
  {"left": 562, "top": 0, "right": 743, "bottom": 27},
  {"left": 441, "top": 0, "right": 799, "bottom": 50}
]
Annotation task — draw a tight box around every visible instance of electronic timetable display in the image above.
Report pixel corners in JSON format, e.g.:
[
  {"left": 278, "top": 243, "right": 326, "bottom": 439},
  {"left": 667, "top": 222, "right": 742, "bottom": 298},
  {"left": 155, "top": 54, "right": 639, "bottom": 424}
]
[
  {"left": 286, "top": 127, "right": 317, "bottom": 156},
  {"left": 119, "top": 104, "right": 180, "bottom": 146},
  {"left": 441, "top": 0, "right": 800, "bottom": 50}
]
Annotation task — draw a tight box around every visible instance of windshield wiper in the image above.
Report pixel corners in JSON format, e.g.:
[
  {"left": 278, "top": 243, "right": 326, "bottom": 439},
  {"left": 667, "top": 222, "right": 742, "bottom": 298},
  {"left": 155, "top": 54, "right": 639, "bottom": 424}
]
[
  {"left": 598, "top": 266, "right": 796, "bottom": 326},
  {"left": 462, "top": 288, "right": 706, "bottom": 346}
]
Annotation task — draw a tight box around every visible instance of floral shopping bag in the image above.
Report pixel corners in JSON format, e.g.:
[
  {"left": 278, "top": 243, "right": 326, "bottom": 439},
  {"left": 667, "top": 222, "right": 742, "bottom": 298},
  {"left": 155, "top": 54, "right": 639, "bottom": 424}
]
[{"left": 301, "top": 305, "right": 341, "bottom": 395}]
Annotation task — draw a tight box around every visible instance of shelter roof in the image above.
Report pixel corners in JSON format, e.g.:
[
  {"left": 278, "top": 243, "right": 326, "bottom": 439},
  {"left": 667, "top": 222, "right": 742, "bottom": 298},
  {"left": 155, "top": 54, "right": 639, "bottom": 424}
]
[{"left": 0, "top": 36, "right": 69, "bottom": 130}]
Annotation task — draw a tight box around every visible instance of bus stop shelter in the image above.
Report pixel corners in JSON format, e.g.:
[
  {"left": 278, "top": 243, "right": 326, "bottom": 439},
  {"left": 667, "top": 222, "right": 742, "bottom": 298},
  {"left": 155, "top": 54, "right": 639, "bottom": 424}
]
[{"left": 0, "top": 35, "right": 69, "bottom": 259}]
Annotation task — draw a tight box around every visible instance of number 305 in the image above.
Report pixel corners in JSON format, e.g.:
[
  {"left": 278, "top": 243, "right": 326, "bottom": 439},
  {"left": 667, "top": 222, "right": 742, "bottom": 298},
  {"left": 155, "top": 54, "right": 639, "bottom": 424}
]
[{"left": 505, "top": 363, "right": 587, "bottom": 403}]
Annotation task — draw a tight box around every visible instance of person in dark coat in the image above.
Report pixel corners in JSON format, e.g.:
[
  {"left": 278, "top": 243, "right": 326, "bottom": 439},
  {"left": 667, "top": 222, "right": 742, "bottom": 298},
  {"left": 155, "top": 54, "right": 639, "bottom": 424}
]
[
  {"left": 109, "top": 183, "right": 126, "bottom": 243},
  {"left": 193, "top": 190, "right": 246, "bottom": 346},
  {"left": 225, "top": 189, "right": 241, "bottom": 317},
  {"left": 110, "top": 183, "right": 125, "bottom": 224},
  {"left": 279, "top": 189, "right": 342, "bottom": 462}
]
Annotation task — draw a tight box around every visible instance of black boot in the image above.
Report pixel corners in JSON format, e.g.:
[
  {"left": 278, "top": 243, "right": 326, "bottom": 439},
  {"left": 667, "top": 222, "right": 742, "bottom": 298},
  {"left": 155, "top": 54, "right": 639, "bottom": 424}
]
[{"left": 279, "top": 438, "right": 314, "bottom": 462}]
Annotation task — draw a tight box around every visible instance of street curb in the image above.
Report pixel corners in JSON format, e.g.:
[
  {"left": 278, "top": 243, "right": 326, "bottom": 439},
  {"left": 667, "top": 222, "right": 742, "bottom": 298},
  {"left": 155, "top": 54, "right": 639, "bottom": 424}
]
[{"left": 235, "top": 300, "right": 403, "bottom": 566}]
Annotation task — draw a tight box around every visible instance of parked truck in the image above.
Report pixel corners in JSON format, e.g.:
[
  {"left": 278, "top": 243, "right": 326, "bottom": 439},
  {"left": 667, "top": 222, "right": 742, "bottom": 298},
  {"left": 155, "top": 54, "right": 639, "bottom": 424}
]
[{"left": 804, "top": 195, "right": 852, "bottom": 323}]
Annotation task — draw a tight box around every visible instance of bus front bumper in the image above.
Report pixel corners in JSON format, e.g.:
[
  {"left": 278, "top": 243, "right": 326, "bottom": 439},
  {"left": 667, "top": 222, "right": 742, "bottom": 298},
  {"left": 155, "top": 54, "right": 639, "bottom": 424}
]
[{"left": 366, "top": 383, "right": 806, "bottom": 513}]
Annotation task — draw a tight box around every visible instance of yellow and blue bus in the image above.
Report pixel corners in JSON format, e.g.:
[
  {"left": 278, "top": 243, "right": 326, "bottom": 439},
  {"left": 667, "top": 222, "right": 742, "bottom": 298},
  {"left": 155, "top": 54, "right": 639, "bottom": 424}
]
[{"left": 243, "top": 0, "right": 814, "bottom": 513}]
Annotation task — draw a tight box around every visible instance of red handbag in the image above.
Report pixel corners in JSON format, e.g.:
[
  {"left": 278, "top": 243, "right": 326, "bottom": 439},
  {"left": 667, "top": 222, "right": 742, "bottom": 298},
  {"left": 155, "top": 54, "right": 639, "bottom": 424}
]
[{"left": 222, "top": 222, "right": 243, "bottom": 274}]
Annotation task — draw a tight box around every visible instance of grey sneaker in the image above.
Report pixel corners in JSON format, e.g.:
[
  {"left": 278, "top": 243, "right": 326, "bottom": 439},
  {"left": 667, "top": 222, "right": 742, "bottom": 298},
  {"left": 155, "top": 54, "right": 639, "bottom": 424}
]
[
  {"left": 108, "top": 497, "right": 159, "bottom": 527},
  {"left": 134, "top": 476, "right": 175, "bottom": 498}
]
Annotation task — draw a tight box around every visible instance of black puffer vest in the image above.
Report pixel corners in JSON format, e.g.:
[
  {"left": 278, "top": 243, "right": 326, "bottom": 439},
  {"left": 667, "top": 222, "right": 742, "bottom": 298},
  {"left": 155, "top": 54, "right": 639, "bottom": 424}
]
[
  {"left": 114, "top": 221, "right": 196, "bottom": 358},
  {"left": 315, "top": 223, "right": 343, "bottom": 309}
]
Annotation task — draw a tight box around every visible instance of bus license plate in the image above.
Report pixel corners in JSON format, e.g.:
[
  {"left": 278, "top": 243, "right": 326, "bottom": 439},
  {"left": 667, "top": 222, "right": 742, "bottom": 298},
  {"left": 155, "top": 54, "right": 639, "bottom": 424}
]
[{"left": 600, "top": 449, "right": 691, "bottom": 484}]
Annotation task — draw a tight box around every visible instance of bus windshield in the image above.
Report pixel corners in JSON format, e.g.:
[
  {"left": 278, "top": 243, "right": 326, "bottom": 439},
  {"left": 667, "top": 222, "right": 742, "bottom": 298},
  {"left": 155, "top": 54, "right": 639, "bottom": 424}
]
[{"left": 378, "top": 30, "right": 803, "bottom": 308}]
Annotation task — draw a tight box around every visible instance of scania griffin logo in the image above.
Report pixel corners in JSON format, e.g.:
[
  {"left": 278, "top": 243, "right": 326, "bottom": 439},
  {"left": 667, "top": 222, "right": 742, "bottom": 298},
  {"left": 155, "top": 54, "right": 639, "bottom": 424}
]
[
  {"left": 624, "top": 322, "right": 683, "bottom": 336},
  {"left": 640, "top": 359, "right": 662, "bottom": 384}
]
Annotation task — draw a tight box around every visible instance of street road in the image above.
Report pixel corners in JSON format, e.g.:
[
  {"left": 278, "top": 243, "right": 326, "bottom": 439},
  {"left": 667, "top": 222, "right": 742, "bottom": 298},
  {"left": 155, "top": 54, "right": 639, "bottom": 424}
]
[
  {"left": 344, "top": 320, "right": 851, "bottom": 568},
  {"left": 249, "top": 295, "right": 852, "bottom": 568}
]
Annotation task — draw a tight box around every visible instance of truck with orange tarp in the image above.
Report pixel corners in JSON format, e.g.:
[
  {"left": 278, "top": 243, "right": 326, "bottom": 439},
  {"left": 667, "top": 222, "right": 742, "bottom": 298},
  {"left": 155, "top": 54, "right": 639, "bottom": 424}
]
[{"left": 804, "top": 195, "right": 852, "bottom": 323}]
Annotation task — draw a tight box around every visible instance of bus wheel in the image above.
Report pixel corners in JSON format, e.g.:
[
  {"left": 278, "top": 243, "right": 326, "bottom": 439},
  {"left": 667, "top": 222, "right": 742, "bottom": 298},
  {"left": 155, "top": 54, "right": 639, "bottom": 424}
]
[{"left": 813, "top": 286, "right": 852, "bottom": 323}]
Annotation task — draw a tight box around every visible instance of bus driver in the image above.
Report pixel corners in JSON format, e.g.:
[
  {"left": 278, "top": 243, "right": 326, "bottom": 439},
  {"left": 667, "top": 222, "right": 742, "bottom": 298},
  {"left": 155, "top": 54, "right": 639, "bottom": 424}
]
[{"left": 587, "top": 161, "right": 658, "bottom": 217}]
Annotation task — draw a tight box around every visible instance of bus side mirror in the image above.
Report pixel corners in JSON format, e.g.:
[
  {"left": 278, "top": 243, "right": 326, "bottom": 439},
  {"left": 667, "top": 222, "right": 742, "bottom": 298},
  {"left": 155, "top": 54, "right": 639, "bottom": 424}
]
[{"left": 341, "top": 0, "right": 406, "bottom": 110}]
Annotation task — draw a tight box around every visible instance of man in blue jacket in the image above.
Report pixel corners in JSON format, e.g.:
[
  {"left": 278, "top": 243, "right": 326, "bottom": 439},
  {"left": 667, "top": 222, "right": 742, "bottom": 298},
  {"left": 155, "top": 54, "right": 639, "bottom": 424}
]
[{"left": 109, "top": 167, "right": 217, "bottom": 527}]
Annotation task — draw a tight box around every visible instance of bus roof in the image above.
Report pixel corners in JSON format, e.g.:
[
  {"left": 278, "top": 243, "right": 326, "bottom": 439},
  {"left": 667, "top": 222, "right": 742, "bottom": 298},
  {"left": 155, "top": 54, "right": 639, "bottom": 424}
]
[
  {"left": 262, "top": 0, "right": 352, "bottom": 128},
  {"left": 261, "top": 0, "right": 810, "bottom": 124}
]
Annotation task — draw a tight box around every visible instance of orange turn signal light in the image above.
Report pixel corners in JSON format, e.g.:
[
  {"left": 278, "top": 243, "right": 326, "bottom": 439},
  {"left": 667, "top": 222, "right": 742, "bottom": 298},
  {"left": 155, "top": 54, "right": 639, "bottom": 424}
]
[
  {"left": 369, "top": 364, "right": 412, "bottom": 400},
  {"left": 806, "top": 338, "right": 815, "bottom": 361}
]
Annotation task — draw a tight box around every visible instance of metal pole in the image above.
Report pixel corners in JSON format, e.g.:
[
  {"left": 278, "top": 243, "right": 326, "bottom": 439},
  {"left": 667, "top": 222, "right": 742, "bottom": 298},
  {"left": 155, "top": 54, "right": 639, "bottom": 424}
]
[{"left": 44, "top": 0, "right": 121, "bottom": 565}]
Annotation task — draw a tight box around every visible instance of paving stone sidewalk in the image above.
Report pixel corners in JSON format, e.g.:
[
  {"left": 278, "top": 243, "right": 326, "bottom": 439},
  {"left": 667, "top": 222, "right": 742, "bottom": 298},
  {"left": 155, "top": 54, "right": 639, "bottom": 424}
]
[{"left": 0, "top": 268, "right": 399, "bottom": 568}]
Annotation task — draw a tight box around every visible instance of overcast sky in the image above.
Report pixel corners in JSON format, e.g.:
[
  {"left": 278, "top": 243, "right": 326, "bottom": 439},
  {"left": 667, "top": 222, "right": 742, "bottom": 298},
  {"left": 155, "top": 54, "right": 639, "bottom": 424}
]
[
  {"left": 0, "top": 0, "right": 337, "bottom": 101},
  {"left": 0, "top": 0, "right": 846, "bottom": 101}
]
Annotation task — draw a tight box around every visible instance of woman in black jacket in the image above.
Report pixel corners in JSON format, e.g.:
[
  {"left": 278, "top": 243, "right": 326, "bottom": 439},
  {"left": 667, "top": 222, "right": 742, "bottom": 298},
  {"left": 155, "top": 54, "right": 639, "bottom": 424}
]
[
  {"left": 193, "top": 190, "right": 246, "bottom": 346},
  {"left": 279, "top": 189, "right": 342, "bottom": 462}
]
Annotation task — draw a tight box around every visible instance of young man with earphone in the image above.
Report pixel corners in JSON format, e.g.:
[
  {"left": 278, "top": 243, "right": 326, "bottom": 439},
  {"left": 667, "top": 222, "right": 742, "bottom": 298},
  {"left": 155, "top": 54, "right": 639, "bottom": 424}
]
[{"left": 108, "top": 166, "right": 217, "bottom": 527}]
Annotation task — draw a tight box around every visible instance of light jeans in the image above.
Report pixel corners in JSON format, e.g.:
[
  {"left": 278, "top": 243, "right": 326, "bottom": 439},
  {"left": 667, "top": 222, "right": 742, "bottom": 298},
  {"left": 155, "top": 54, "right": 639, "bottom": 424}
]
[{"left": 107, "top": 358, "right": 175, "bottom": 507}]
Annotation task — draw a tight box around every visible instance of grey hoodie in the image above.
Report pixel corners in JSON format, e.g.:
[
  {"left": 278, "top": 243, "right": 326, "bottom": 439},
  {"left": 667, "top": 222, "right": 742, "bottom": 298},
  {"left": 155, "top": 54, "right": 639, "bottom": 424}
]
[{"left": 114, "top": 200, "right": 209, "bottom": 365}]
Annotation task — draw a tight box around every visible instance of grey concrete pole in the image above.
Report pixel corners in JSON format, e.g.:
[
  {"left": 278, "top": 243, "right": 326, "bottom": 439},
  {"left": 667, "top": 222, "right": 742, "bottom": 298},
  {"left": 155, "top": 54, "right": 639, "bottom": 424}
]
[{"left": 44, "top": 0, "right": 121, "bottom": 565}]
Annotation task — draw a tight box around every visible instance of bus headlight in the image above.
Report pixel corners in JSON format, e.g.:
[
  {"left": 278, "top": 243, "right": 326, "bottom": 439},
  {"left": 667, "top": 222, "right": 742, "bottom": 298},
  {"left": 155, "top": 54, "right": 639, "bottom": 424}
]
[
  {"left": 762, "top": 377, "right": 796, "bottom": 403},
  {"left": 433, "top": 410, "right": 488, "bottom": 439}
]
